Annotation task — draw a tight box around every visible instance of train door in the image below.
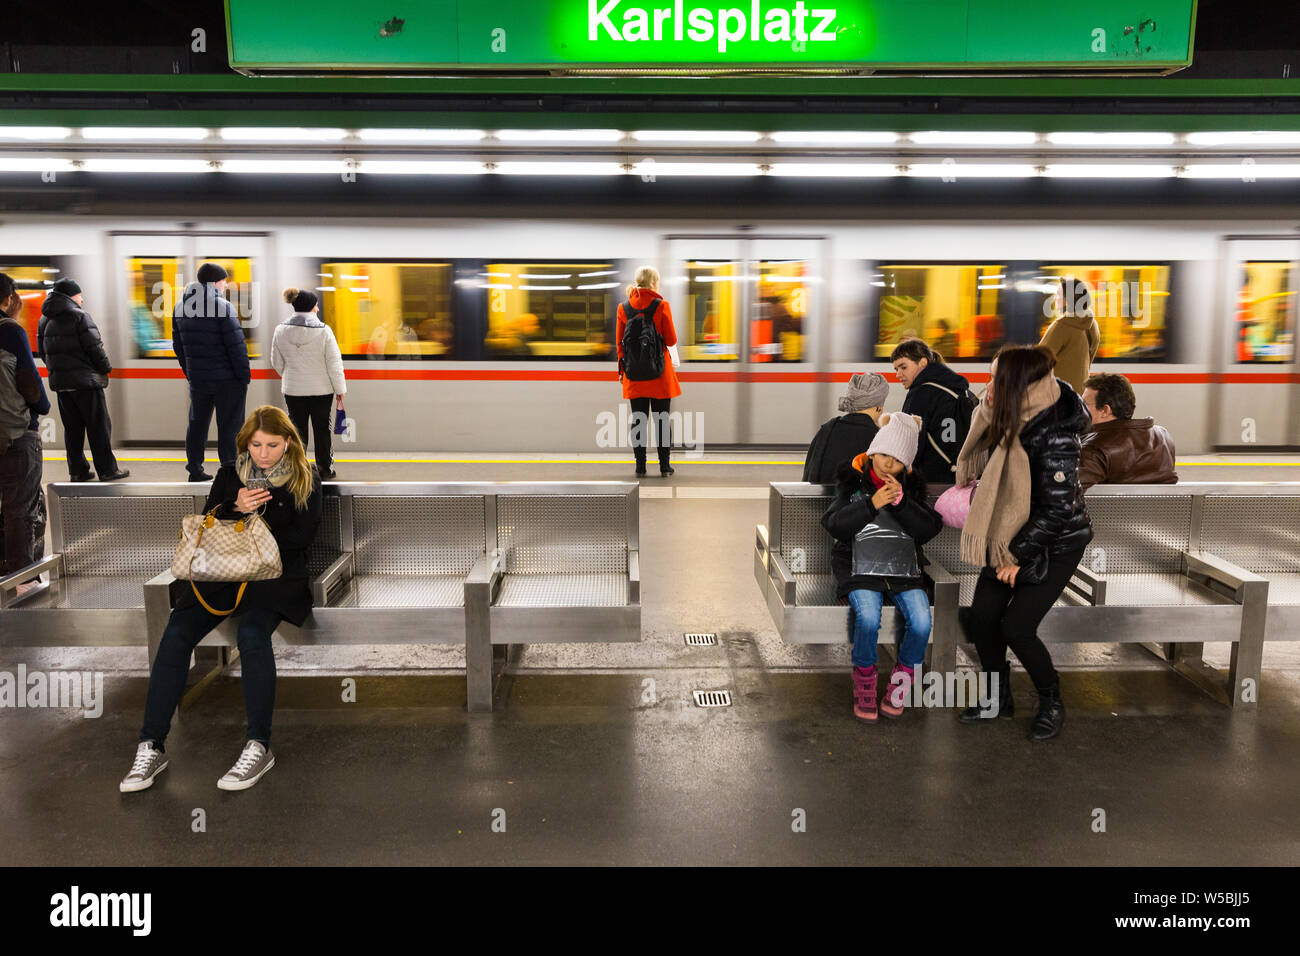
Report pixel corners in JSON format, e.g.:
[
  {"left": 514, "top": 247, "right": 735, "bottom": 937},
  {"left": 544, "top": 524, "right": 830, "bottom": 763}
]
[
  {"left": 1213, "top": 237, "right": 1300, "bottom": 449},
  {"left": 110, "top": 231, "right": 269, "bottom": 446},
  {"left": 663, "top": 234, "right": 827, "bottom": 446}
]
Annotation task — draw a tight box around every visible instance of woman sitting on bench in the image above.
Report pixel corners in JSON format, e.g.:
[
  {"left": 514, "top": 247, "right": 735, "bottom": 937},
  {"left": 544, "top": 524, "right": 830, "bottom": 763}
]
[{"left": 120, "top": 405, "right": 322, "bottom": 793}]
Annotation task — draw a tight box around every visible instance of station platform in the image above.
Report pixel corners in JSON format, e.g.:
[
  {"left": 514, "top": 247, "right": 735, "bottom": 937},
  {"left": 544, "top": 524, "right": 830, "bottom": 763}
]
[{"left": 4, "top": 451, "right": 1299, "bottom": 866}]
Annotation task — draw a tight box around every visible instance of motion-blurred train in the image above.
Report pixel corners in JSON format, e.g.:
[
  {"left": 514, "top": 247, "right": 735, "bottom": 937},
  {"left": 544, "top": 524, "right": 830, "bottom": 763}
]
[{"left": 4, "top": 214, "right": 1297, "bottom": 454}]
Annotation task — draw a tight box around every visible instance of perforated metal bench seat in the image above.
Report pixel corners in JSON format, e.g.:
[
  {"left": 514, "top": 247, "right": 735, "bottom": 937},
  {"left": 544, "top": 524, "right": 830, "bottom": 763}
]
[
  {"left": 495, "top": 573, "right": 630, "bottom": 608},
  {"left": 327, "top": 574, "right": 466, "bottom": 609}
]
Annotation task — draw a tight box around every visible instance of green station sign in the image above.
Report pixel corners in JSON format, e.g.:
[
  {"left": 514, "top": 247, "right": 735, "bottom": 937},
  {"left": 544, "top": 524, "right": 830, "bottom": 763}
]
[{"left": 226, "top": 0, "right": 1195, "bottom": 74}]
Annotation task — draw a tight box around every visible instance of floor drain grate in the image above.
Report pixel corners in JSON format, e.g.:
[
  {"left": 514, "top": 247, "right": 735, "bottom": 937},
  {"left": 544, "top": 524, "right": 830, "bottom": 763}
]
[
  {"left": 684, "top": 632, "right": 717, "bottom": 646},
  {"left": 692, "top": 690, "right": 732, "bottom": 707}
]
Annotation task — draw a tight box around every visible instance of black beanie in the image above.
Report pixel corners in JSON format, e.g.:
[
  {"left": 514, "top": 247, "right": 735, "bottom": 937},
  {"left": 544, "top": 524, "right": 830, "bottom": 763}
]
[
  {"left": 292, "top": 289, "right": 318, "bottom": 313},
  {"left": 52, "top": 277, "right": 81, "bottom": 296},
  {"left": 197, "top": 262, "right": 228, "bottom": 284}
]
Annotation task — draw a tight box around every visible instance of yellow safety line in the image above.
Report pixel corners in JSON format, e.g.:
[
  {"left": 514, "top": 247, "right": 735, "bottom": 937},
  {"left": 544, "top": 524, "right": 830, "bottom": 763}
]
[{"left": 41, "top": 455, "right": 1300, "bottom": 466}]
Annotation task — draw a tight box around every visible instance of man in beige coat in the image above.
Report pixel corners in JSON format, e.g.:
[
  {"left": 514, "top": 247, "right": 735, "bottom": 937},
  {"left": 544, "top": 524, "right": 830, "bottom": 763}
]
[{"left": 1038, "top": 278, "right": 1100, "bottom": 394}]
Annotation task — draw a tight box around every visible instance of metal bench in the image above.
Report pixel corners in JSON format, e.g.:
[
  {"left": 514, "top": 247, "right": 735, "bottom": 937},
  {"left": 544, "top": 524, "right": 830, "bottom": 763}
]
[
  {"left": 755, "top": 482, "right": 1283, "bottom": 708},
  {"left": 466, "top": 482, "right": 641, "bottom": 709},
  {"left": 1, "top": 479, "right": 640, "bottom": 713}
]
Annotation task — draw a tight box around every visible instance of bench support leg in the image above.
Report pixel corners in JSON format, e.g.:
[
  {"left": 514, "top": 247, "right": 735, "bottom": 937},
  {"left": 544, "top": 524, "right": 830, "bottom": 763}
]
[
  {"left": 928, "top": 580, "right": 959, "bottom": 679},
  {"left": 465, "top": 588, "right": 494, "bottom": 713},
  {"left": 1228, "top": 581, "right": 1267, "bottom": 709}
]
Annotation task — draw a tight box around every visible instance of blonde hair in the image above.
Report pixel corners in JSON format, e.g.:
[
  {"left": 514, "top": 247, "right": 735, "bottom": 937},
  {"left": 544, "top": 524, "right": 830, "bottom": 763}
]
[
  {"left": 625, "top": 266, "right": 660, "bottom": 299},
  {"left": 235, "top": 405, "right": 315, "bottom": 509},
  {"left": 282, "top": 287, "right": 300, "bottom": 304}
]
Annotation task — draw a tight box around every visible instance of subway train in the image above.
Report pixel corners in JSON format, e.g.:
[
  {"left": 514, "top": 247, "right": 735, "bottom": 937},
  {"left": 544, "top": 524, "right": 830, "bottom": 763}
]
[{"left": 3, "top": 213, "right": 1297, "bottom": 455}]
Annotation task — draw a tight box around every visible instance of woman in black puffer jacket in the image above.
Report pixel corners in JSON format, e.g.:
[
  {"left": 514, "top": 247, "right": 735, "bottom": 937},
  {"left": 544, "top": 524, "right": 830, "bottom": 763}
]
[{"left": 952, "top": 346, "right": 1092, "bottom": 740}]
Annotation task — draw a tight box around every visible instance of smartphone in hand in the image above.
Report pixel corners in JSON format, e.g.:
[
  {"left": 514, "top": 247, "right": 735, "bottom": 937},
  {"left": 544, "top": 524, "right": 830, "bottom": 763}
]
[{"left": 245, "top": 477, "right": 271, "bottom": 492}]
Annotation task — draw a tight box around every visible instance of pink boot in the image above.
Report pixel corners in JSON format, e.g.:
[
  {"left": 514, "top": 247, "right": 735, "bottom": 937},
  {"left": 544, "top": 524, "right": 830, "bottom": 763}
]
[
  {"left": 880, "top": 663, "right": 915, "bottom": 718},
  {"left": 852, "top": 665, "right": 878, "bottom": 722}
]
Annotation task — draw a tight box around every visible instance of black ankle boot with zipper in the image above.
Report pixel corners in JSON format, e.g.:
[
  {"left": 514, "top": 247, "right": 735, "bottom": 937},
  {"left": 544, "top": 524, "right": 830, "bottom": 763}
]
[
  {"left": 1027, "top": 680, "right": 1065, "bottom": 741},
  {"left": 958, "top": 663, "right": 1014, "bottom": 723}
]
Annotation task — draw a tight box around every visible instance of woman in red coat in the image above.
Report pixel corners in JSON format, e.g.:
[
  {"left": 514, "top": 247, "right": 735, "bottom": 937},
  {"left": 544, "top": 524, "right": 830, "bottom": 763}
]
[{"left": 616, "top": 267, "right": 682, "bottom": 476}]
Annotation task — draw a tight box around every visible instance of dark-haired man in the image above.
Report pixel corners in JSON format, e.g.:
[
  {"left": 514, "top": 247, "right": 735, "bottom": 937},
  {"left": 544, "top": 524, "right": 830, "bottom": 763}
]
[{"left": 1079, "top": 372, "right": 1177, "bottom": 491}]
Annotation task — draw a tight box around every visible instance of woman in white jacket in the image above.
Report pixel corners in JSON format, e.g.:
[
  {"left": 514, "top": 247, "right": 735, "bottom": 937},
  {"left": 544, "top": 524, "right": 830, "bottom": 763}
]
[{"left": 271, "top": 288, "right": 346, "bottom": 479}]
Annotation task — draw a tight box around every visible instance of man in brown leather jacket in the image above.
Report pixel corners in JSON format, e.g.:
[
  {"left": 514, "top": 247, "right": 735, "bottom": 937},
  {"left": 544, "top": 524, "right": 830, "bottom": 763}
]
[{"left": 1079, "top": 372, "right": 1178, "bottom": 491}]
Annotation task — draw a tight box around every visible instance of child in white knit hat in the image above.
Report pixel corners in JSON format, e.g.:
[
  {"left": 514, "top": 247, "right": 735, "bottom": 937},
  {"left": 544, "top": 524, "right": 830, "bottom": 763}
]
[{"left": 821, "top": 412, "right": 943, "bottom": 722}]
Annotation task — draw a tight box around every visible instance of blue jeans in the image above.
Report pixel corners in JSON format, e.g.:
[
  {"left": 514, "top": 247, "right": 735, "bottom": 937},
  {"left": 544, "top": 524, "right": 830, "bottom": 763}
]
[
  {"left": 140, "top": 601, "right": 280, "bottom": 749},
  {"left": 847, "top": 588, "right": 932, "bottom": 669}
]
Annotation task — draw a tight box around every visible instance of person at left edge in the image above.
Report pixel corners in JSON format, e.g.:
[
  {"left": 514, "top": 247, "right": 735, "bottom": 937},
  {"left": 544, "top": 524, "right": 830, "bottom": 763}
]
[
  {"left": 173, "top": 262, "right": 249, "bottom": 481},
  {"left": 38, "top": 277, "right": 129, "bottom": 482},
  {"left": 120, "top": 405, "right": 322, "bottom": 794}
]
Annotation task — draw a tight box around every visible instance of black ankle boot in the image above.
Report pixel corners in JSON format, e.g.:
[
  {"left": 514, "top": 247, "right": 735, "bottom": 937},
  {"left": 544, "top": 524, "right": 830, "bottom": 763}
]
[
  {"left": 958, "top": 664, "right": 1014, "bottom": 723},
  {"left": 1027, "top": 680, "right": 1065, "bottom": 741}
]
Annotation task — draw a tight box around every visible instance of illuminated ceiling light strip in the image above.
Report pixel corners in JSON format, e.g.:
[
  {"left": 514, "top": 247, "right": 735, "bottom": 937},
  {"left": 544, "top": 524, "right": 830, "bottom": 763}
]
[
  {"left": 1045, "top": 132, "right": 1176, "bottom": 147},
  {"left": 631, "top": 130, "right": 761, "bottom": 143},
  {"left": 1186, "top": 131, "right": 1300, "bottom": 146},
  {"left": 577, "top": 282, "right": 620, "bottom": 289},
  {"left": 80, "top": 158, "right": 215, "bottom": 173},
  {"left": 645, "top": 163, "right": 763, "bottom": 176},
  {"left": 1182, "top": 164, "right": 1300, "bottom": 178},
  {"left": 519, "top": 284, "right": 572, "bottom": 290},
  {"left": 519, "top": 273, "right": 571, "bottom": 279},
  {"left": 494, "top": 129, "right": 623, "bottom": 143},
  {"left": 769, "top": 163, "right": 898, "bottom": 177},
  {"left": 0, "top": 126, "right": 72, "bottom": 140},
  {"left": 82, "top": 127, "right": 209, "bottom": 141},
  {"left": 578, "top": 270, "right": 617, "bottom": 277},
  {"left": 0, "top": 158, "right": 76, "bottom": 172},
  {"left": 356, "top": 160, "right": 486, "bottom": 175},
  {"left": 769, "top": 131, "right": 898, "bottom": 145},
  {"left": 219, "top": 127, "right": 348, "bottom": 142},
  {"left": 220, "top": 160, "right": 351, "bottom": 174},
  {"left": 1044, "top": 164, "right": 1177, "bottom": 178},
  {"left": 491, "top": 161, "right": 625, "bottom": 175},
  {"left": 910, "top": 131, "right": 1037, "bottom": 146},
  {"left": 907, "top": 164, "right": 1038, "bottom": 177},
  {"left": 356, "top": 128, "right": 485, "bottom": 142}
]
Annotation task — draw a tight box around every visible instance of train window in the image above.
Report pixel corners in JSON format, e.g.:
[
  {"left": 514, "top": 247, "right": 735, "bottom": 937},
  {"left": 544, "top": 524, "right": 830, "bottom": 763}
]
[
  {"left": 1234, "top": 261, "right": 1296, "bottom": 363},
  {"left": 318, "top": 261, "right": 454, "bottom": 359},
  {"left": 1038, "top": 264, "right": 1171, "bottom": 361},
  {"left": 752, "top": 260, "right": 808, "bottom": 363},
  {"left": 683, "top": 260, "right": 741, "bottom": 362},
  {"left": 479, "top": 262, "right": 617, "bottom": 360},
  {"left": 0, "top": 258, "right": 60, "bottom": 355},
  {"left": 128, "top": 256, "right": 261, "bottom": 359},
  {"left": 873, "top": 264, "right": 1011, "bottom": 361}
]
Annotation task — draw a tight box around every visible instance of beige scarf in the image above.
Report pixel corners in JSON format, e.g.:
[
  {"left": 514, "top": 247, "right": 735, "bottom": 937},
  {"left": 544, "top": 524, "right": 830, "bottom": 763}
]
[{"left": 956, "top": 375, "right": 1061, "bottom": 568}]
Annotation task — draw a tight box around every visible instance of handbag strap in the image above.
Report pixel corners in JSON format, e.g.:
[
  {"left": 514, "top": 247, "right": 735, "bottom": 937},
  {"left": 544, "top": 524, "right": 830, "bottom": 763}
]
[{"left": 191, "top": 580, "right": 248, "bottom": 616}]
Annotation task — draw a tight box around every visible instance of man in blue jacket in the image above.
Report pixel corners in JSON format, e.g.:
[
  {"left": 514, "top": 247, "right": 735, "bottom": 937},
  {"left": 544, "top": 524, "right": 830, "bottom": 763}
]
[
  {"left": 0, "top": 273, "right": 51, "bottom": 585},
  {"left": 173, "top": 263, "right": 250, "bottom": 481}
]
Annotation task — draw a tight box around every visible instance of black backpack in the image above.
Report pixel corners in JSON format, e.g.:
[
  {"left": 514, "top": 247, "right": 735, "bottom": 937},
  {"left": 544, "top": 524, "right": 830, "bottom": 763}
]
[
  {"left": 921, "top": 380, "right": 979, "bottom": 468},
  {"left": 620, "top": 299, "right": 665, "bottom": 381}
]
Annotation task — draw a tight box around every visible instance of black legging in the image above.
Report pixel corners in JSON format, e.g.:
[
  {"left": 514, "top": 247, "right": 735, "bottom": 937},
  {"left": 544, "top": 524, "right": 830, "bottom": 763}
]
[
  {"left": 629, "top": 397, "right": 672, "bottom": 470},
  {"left": 967, "top": 547, "right": 1085, "bottom": 691}
]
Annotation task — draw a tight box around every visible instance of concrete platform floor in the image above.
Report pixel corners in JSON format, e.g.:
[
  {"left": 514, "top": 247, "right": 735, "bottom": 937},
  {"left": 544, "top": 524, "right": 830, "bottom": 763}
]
[{"left": 3, "top": 451, "right": 1299, "bottom": 865}]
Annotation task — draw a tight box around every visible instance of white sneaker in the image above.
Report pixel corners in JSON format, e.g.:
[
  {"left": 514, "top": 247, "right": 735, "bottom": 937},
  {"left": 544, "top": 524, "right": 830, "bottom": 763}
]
[
  {"left": 119, "top": 741, "right": 168, "bottom": 792},
  {"left": 217, "top": 740, "right": 275, "bottom": 791}
]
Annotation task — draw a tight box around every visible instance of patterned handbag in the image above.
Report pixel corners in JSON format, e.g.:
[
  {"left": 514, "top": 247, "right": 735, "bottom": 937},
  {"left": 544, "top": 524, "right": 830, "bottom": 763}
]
[{"left": 171, "top": 508, "right": 283, "bottom": 615}]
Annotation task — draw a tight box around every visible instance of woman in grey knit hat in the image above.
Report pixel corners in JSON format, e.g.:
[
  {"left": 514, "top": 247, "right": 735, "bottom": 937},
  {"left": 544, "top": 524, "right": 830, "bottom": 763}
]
[{"left": 802, "top": 371, "right": 890, "bottom": 483}]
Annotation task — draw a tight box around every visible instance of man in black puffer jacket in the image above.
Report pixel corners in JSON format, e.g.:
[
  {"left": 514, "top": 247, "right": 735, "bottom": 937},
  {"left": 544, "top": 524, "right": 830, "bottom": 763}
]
[
  {"left": 173, "top": 263, "right": 250, "bottom": 481},
  {"left": 38, "top": 278, "right": 129, "bottom": 481}
]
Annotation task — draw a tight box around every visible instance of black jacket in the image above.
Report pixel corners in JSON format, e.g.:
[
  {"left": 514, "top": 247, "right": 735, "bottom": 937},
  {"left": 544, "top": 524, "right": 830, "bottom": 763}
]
[
  {"left": 176, "top": 464, "right": 323, "bottom": 626},
  {"left": 822, "top": 458, "right": 943, "bottom": 598},
  {"left": 802, "top": 413, "right": 880, "bottom": 483},
  {"left": 900, "top": 362, "right": 973, "bottom": 485},
  {"left": 172, "top": 283, "right": 251, "bottom": 386},
  {"left": 37, "top": 292, "right": 111, "bottom": 391},
  {"left": 1003, "top": 379, "right": 1094, "bottom": 583}
]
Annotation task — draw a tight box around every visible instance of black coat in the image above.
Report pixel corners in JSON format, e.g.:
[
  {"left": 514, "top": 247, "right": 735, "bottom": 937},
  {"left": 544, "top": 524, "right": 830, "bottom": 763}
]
[
  {"left": 802, "top": 413, "right": 880, "bottom": 483},
  {"left": 172, "top": 283, "right": 251, "bottom": 386},
  {"left": 900, "top": 362, "right": 973, "bottom": 485},
  {"left": 1001, "top": 379, "right": 1094, "bottom": 584},
  {"left": 176, "top": 465, "right": 323, "bottom": 626},
  {"left": 37, "top": 293, "right": 111, "bottom": 391},
  {"left": 822, "top": 460, "right": 943, "bottom": 598}
]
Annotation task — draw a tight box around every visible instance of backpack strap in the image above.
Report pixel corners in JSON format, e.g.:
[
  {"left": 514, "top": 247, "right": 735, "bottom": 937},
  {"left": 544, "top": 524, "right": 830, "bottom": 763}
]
[{"left": 922, "top": 380, "right": 960, "bottom": 400}]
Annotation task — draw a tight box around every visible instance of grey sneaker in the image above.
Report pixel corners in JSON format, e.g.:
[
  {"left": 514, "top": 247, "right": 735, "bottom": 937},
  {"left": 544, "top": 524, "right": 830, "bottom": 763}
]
[
  {"left": 217, "top": 740, "right": 275, "bottom": 791},
  {"left": 120, "top": 741, "right": 168, "bottom": 792}
]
